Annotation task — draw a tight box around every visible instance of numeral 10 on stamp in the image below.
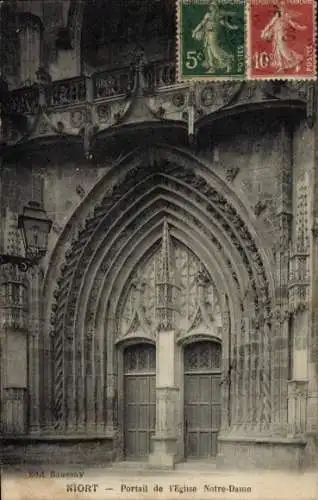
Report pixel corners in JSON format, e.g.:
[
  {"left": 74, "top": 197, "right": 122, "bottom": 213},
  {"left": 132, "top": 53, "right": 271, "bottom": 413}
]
[{"left": 248, "top": 0, "right": 316, "bottom": 80}]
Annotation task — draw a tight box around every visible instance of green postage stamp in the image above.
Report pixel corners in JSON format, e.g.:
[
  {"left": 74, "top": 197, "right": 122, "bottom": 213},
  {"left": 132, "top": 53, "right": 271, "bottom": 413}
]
[{"left": 177, "top": 0, "right": 245, "bottom": 81}]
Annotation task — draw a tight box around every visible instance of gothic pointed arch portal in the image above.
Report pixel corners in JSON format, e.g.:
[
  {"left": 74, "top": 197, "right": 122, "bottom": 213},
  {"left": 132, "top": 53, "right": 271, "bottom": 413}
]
[
  {"left": 47, "top": 145, "right": 274, "bottom": 463},
  {"left": 116, "top": 221, "right": 223, "bottom": 460}
]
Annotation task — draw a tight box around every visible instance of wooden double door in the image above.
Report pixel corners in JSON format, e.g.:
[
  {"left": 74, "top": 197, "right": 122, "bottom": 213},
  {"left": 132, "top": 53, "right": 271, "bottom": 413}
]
[
  {"left": 123, "top": 341, "right": 221, "bottom": 460},
  {"left": 184, "top": 341, "right": 221, "bottom": 459}
]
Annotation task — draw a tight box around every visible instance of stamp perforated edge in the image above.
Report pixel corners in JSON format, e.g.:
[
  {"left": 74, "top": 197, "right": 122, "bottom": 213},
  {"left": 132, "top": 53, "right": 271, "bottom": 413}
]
[
  {"left": 175, "top": 0, "right": 247, "bottom": 83},
  {"left": 246, "top": 0, "right": 317, "bottom": 81}
]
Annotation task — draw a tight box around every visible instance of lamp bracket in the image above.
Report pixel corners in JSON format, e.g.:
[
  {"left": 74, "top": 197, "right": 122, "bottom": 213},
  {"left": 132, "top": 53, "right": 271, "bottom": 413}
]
[{"left": 0, "top": 254, "right": 37, "bottom": 272}]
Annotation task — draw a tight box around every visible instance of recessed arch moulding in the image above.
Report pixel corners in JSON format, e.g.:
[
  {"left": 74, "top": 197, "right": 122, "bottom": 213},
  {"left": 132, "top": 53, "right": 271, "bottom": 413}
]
[{"left": 44, "top": 145, "right": 275, "bottom": 442}]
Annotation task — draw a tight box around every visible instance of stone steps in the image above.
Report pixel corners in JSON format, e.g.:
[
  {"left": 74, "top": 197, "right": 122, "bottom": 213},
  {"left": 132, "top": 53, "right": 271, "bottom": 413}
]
[{"left": 107, "top": 460, "right": 218, "bottom": 475}]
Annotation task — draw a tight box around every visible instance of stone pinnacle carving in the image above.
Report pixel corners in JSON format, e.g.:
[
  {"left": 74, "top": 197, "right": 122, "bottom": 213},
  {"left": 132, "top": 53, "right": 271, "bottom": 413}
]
[{"left": 156, "top": 219, "right": 177, "bottom": 331}]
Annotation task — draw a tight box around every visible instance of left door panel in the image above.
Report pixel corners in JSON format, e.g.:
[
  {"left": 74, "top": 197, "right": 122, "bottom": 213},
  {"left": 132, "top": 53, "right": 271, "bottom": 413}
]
[{"left": 124, "top": 344, "right": 156, "bottom": 459}]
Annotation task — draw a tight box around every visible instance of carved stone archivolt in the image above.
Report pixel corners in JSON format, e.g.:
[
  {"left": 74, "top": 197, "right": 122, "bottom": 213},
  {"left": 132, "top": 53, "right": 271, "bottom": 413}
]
[{"left": 45, "top": 146, "right": 274, "bottom": 432}]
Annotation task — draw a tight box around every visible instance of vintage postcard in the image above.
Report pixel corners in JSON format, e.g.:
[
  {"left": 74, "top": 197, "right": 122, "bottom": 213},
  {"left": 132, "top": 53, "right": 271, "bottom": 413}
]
[
  {"left": 177, "top": 0, "right": 246, "bottom": 81},
  {"left": 0, "top": 0, "right": 318, "bottom": 500},
  {"left": 247, "top": 0, "right": 317, "bottom": 80}
]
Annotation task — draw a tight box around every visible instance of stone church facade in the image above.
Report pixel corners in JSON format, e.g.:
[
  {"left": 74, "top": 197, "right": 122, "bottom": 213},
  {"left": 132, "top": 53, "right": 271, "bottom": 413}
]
[{"left": 0, "top": 0, "right": 317, "bottom": 470}]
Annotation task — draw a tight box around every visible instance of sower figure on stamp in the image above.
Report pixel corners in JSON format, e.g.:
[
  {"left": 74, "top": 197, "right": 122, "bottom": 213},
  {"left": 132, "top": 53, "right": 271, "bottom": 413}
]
[
  {"left": 261, "top": 0, "right": 307, "bottom": 73},
  {"left": 192, "top": 1, "right": 239, "bottom": 74}
]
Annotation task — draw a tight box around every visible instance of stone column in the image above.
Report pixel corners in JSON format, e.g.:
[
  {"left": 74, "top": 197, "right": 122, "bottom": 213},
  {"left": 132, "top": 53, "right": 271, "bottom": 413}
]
[
  {"left": 310, "top": 225, "right": 318, "bottom": 436},
  {"left": 95, "top": 324, "right": 105, "bottom": 433},
  {"left": 249, "top": 321, "right": 259, "bottom": 430},
  {"left": 106, "top": 310, "right": 116, "bottom": 434},
  {"left": 271, "top": 121, "right": 293, "bottom": 434},
  {"left": 85, "top": 331, "right": 95, "bottom": 432},
  {"left": 0, "top": 264, "right": 29, "bottom": 434},
  {"left": 309, "top": 85, "right": 318, "bottom": 445},
  {"left": 76, "top": 333, "right": 85, "bottom": 432},
  {"left": 242, "top": 294, "right": 257, "bottom": 432},
  {"left": 149, "top": 220, "right": 179, "bottom": 468},
  {"left": 65, "top": 333, "right": 76, "bottom": 433},
  {"left": 230, "top": 317, "right": 241, "bottom": 431},
  {"left": 220, "top": 294, "right": 230, "bottom": 432},
  {"left": 288, "top": 170, "right": 310, "bottom": 442},
  {"left": 149, "top": 329, "right": 179, "bottom": 468},
  {"left": 28, "top": 267, "right": 41, "bottom": 433},
  {"left": 241, "top": 321, "right": 250, "bottom": 430}
]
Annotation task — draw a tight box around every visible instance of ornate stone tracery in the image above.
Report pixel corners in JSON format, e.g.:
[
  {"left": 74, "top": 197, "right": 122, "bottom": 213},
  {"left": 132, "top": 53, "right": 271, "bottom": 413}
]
[
  {"left": 45, "top": 146, "right": 274, "bottom": 434},
  {"left": 289, "top": 179, "right": 310, "bottom": 315},
  {"left": 119, "top": 236, "right": 222, "bottom": 339}
]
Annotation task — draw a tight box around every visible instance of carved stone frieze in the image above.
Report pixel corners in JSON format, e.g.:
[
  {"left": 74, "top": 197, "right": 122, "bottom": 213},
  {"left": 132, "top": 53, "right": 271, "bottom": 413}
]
[
  {"left": 262, "top": 81, "right": 307, "bottom": 101},
  {"left": 2, "top": 76, "right": 311, "bottom": 157}
]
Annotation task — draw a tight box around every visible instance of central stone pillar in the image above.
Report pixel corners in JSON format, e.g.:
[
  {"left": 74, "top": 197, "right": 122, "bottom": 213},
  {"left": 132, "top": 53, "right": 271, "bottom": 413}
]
[
  {"left": 149, "top": 219, "right": 179, "bottom": 468},
  {"left": 149, "top": 329, "right": 179, "bottom": 468}
]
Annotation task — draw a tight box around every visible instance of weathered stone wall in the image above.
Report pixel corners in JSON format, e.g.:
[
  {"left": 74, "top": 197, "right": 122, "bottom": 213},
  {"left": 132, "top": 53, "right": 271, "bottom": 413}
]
[
  {"left": 37, "top": 161, "right": 108, "bottom": 267},
  {"left": 199, "top": 113, "right": 284, "bottom": 255},
  {"left": 1, "top": 437, "right": 114, "bottom": 466}
]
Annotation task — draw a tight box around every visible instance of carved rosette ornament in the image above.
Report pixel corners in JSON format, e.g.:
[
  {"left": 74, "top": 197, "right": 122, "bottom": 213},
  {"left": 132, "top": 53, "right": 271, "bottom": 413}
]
[
  {"left": 200, "top": 82, "right": 242, "bottom": 112},
  {"left": 172, "top": 93, "right": 186, "bottom": 108},
  {"left": 70, "top": 109, "right": 85, "bottom": 128},
  {"left": 96, "top": 104, "right": 111, "bottom": 124}
]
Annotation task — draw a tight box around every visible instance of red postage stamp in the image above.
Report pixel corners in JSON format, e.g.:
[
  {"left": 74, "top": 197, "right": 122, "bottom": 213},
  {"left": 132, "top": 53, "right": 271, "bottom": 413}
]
[{"left": 248, "top": 0, "right": 316, "bottom": 80}]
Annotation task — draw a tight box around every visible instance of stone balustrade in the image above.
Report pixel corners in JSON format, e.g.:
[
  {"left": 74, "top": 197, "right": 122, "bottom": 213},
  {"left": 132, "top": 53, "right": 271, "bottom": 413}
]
[
  {"left": 48, "top": 77, "right": 87, "bottom": 108},
  {"left": 93, "top": 67, "right": 134, "bottom": 100},
  {"left": 9, "top": 61, "right": 177, "bottom": 115},
  {"left": 2, "top": 68, "right": 311, "bottom": 154}
]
